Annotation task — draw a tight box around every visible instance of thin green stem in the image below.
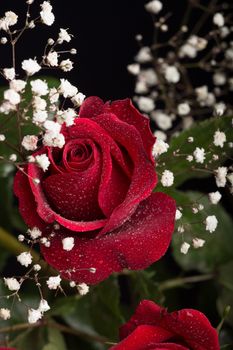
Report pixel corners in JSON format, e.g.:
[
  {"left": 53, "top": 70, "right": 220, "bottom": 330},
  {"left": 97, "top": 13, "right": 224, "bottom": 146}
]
[{"left": 158, "top": 273, "right": 214, "bottom": 292}]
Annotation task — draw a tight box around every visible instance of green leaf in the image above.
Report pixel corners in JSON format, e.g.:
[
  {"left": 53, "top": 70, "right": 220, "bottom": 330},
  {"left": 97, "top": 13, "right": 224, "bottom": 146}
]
[
  {"left": 217, "top": 261, "right": 233, "bottom": 328},
  {"left": 171, "top": 191, "right": 233, "bottom": 272},
  {"left": 156, "top": 115, "right": 233, "bottom": 187},
  {"left": 42, "top": 327, "right": 67, "bottom": 350}
]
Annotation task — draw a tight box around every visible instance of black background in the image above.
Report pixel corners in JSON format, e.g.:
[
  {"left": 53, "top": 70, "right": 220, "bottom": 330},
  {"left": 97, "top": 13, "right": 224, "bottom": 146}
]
[{"left": 0, "top": 0, "right": 189, "bottom": 100}]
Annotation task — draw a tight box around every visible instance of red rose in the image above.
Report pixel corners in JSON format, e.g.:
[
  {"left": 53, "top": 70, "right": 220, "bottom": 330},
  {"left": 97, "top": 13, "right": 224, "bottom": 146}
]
[
  {"left": 14, "top": 97, "right": 176, "bottom": 284},
  {"left": 111, "top": 300, "right": 220, "bottom": 350}
]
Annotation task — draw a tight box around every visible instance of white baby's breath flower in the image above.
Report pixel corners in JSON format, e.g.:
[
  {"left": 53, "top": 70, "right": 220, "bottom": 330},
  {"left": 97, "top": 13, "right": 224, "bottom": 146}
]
[
  {"left": 17, "top": 252, "right": 33, "bottom": 267},
  {"left": 58, "top": 28, "right": 72, "bottom": 43},
  {"left": 47, "top": 275, "right": 61, "bottom": 290},
  {"left": 33, "top": 110, "right": 48, "bottom": 124},
  {"left": 145, "top": 0, "right": 163, "bottom": 14},
  {"left": 161, "top": 170, "right": 174, "bottom": 187},
  {"left": 3, "top": 68, "right": 15, "bottom": 80},
  {"left": 164, "top": 66, "right": 180, "bottom": 83},
  {"left": 72, "top": 92, "right": 86, "bottom": 107},
  {"left": 35, "top": 154, "right": 50, "bottom": 172},
  {"left": 62, "top": 237, "right": 75, "bottom": 251},
  {"left": 215, "top": 166, "right": 227, "bottom": 187},
  {"left": 192, "top": 238, "right": 205, "bottom": 249},
  {"left": 180, "top": 242, "right": 190, "bottom": 254},
  {"left": 38, "top": 299, "right": 50, "bottom": 313},
  {"left": 49, "top": 88, "right": 60, "bottom": 103},
  {"left": 57, "top": 108, "right": 76, "bottom": 126},
  {"left": 27, "top": 227, "right": 42, "bottom": 239},
  {"left": 208, "top": 191, "right": 222, "bottom": 204},
  {"left": 4, "top": 277, "right": 20, "bottom": 291},
  {"left": 177, "top": 102, "right": 190, "bottom": 116},
  {"left": 59, "top": 79, "right": 78, "bottom": 98},
  {"left": 9, "top": 153, "right": 17, "bottom": 162},
  {"left": 30, "top": 79, "right": 49, "bottom": 96},
  {"left": 213, "top": 13, "right": 224, "bottom": 27},
  {"left": 21, "top": 135, "right": 38, "bottom": 151},
  {"left": 214, "top": 102, "right": 226, "bottom": 116},
  {"left": 175, "top": 209, "right": 182, "bottom": 220},
  {"left": 28, "top": 309, "right": 42, "bottom": 324},
  {"left": 47, "top": 51, "right": 58, "bottom": 66},
  {"left": 60, "top": 59, "right": 74, "bottom": 72},
  {"left": 213, "top": 130, "right": 226, "bottom": 148},
  {"left": 22, "top": 59, "right": 41, "bottom": 76},
  {"left": 0, "top": 12, "right": 18, "bottom": 31},
  {"left": 0, "top": 308, "right": 11, "bottom": 320},
  {"left": 10, "top": 79, "right": 26, "bottom": 92},
  {"left": 205, "top": 215, "right": 218, "bottom": 233},
  {"left": 0, "top": 134, "right": 6, "bottom": 141},
  {"left": 151, "top": 111, "right": 172, "bottom": 130},
  {"left": 40, "top": 1, "right": 55, "bottom": 26},
  {"left": 137, "top": 96, "right": 155, "bottom": 113},
  {"left": 4, "top": 89, "right": 21, "bottom": 105},
  {"left": 34, "top": 264, "right": 41, "bottom": 271},
  {"left": 152, "top": 139, "right": 169, "bottom": 158},
  {"left": 193, "top": 147, "right": 206, "bottom": 164},
  {"left": 77, "top": 283, "right": 89, "bottom": 296},
  {"left": 127, "top": 63, "right": 140, "bottom": 75},
  {"left": 135, "top": 46, "right": 152, "bottom": 63},
  {"left": 33, "top": 96, "right": 47, "bottom": 111}
]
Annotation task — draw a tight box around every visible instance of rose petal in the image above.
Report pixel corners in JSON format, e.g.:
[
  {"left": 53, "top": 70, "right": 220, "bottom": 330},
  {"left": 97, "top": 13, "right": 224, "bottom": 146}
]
[{"left": 41, "top": 192, "right": 176, "bottom": 284}]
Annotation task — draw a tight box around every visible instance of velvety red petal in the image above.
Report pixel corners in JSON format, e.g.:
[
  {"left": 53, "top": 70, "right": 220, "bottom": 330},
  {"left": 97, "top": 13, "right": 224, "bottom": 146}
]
[
  {"left": 79, "top": 96, "right": 105, "bottom": 119},
  {"left": 27, "top": 163, "right": 107, "bottom": 232},
  {"left": 120, "top": 300, "right": 163, "bottom": 340},
  {"left": 13, "top": 169, "right": 46, "bottom": 230},
  {"left": 92, "top": 113, "right": 157, "bottom": 235},
  {"left": 160, "top": 309, "right": 220, "bottom": 350},
  {"left": 110, "top": 325, "right": 173, "bottom": 350},
  {"left": 145, "top": 344, "right": 189, "bottom": 350},
  {"left": 41, "top": 192, "right": 176, "bottom": 284},
  {"left": 108, "top": 99, "right": 155, "bottom": 162}
]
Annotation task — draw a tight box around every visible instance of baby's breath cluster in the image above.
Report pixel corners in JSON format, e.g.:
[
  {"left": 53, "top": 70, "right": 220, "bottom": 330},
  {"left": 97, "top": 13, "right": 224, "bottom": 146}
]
[{"left": 128, "top": 0, "right": 233, "bottom": 256}]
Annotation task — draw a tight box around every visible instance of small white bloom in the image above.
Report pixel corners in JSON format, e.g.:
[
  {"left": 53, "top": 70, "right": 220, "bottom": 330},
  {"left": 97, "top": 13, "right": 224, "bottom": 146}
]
[
  {"left": 35, "top": 154, "right": 50, "bottom": 172},
  {"left": 205, "top": 215, "right": 218, "bottom": 233},
  {"left": 151, "top": 111, "right": 172, "bottom": 130},
  {"left": 193, "top": 147, "right": 205, "bottom": 164},
  {"left": 9, "top": 154, "right": 17, "bottom": 162},
  {"left": 0, "top": 134, "right": 5, "bottom": 141},
  {"left": 178, "top": 225, "right": 184, "bottom": 233},
  {"left": 161, "top": 170, "right": 174, "bottom": 187},
  {"left": 175, "top": 209, "right": 182, "bottom": 220},
  {"left": 192, "top": 238, "right": 205, "bottom": 249},
  {"left": 34, "top": 264, "right": 41, "bottom": 271},
  {"left": 214, "top": 102, "right": 226, "bottom": 116},
  {"left": 60, "top": 59, "right": 74, "bottom": 72},
  {"left": 59, "top": 79, "right": 78, "bottom": 98},
  {"left": 33, "top": 96, "right": 47, "bottom": 111},
  {"left": 164, "top": 66, "right": 180, "bottom": 83},
  {"left": 152, "top": 139, "right": 169, "bottom": 158},
  {"left": 27, "top": 227, "right": 42, "bottom": 239},
  {"left": 10, "top": 79, "right": 26, "bottom": 92},
  {"left": 0, "top": 308, "right": 11, "bottom": 320},
  {"left": 153, "top": 130, "right": 167, "bottom": 141},
  {"left": 227, "top": 173, "right": 233, "bottom": 186},
  {"left": 213, "top": 130, "right": 226, "bottom": 148},
  {"left": 62, "top": 237, "right": 75, "bottom": 251},
  {"left": 49, "top": 88, "right": 60, "bottom": 103},
  {"left": 177, "top": 102, "right": 190, "bottom": 116},
  {"left": 1, "top": 37, "right": 8, "bottom": 44},
  {"left": 145, "top": 0, "right": 163, "bottom": 14},
  {"left": 180, "top": 242, "right": 190, "bottom": 254},
  {"left": 30, "top": 79, "right": 49, "bottom": 96},
  {"left": 57, "top": 108, "right": 76, "bottom": 126},
  {"left": 135, "top": 46, "right": 152, "bottom": 63},
  {"left": 22, "top": 135, "right": 38, "bottom": 151},
  {"left": 208, "top": 191, "right": 222, "bottom": 204},
  {"left": 186, "top": 155, "right": 193, "bottom": 162},
  {"left": 215, "top": 166, "right": 227, "bottom": 187},
  {"left": 43, "top": 132, "right": 65, "bottom": 148},
  {"left": 38, "top": 299, "right": 50, "bottom": 313},
  {"left": 28, "top": 308, "right": 42, "bottom": 324},
  {"left": 3, "top": 68, "right": 15, "bottom": 80},
  {"left": 17, "top": 252, "right": 33, "bottom": 267},
  {"left": 213, "top": 72, "right": 226, "bottom": 86},
  {"left": 77, "top": 283, "right": 89, "bottom": 296},
  {"left": 18, "top": 234, "right": 25, "bottom": 242},
  {"left": 0, "top": 12, "right": 18, "bottom": 30},
  {"left": 22, "top": 59, "right": 41, "bottom": 76},
  {"left": 213, "top": 13, "right": 224, "bottom": 27},
  {"left": 137, "top": 96, "right": 155, "bottom": 113},
  {"left": 4, "top": 89, "right": 20, "bottom": 105},
  {"left": 72, "top": 92, "right": 86, "bottom": 107},
  {"left": 58, "top": 28, "right": 72, "bottom": 43},
  {"left": 47, "top": 51, "right": 58, "bottom": 66},
  {"left": 47, "top": 275, "right": 61, "bottom": 290},
  {"left": 40, "top": 1, "right": 55, "bottom": 26},
  {"left": 127, "top": 63, "right": 140, "bottom": 75},
  {"left": 4, "top": 277, "right": 20, "bottom": 291},
  {"left": 33, "top": 110, "right": 48, "bottom": 124},
  {"left": 44, "top": 120, "right": 61, "bottom": 135}
]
